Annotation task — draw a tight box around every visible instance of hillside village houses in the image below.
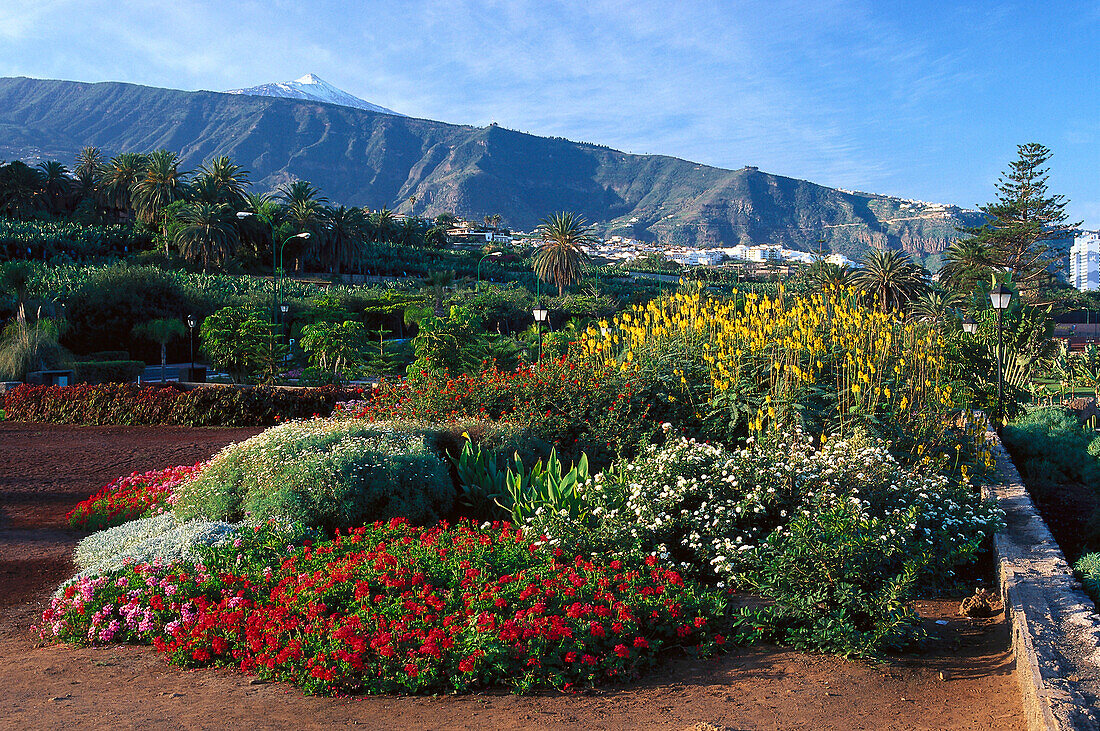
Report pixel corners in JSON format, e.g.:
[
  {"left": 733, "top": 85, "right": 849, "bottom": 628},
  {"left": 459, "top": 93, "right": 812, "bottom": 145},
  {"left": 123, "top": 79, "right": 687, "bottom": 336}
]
[{"left": 443, "top": 219, "right": 856, "bottom": 268}]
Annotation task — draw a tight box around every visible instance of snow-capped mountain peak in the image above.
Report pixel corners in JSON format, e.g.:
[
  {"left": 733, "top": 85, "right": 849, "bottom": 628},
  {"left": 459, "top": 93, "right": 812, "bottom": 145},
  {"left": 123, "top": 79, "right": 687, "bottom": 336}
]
[{"left": 225, "top": 74, "right": 403, "bottom": 116}]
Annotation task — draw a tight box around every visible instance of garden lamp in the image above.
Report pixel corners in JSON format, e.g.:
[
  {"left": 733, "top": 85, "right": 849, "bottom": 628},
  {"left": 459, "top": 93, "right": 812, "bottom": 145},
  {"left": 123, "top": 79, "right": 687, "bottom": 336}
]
[
  {"left": 186, "top": 314, "right": 197, "bottom": 375},
  {"left": 961, "top": 316, "right": 977, "bottom": 335},
  {"left": 988, "top": 283, "right": 1013, "bottom": 426},
  {"left": 236, "top": 211, "right": 253, "bottom": 219},
  {"left": 532, "top": 305, "right": 549, "bottom": 363},
  {"left": 989, "top": 284, "right": 1012, "bottom": 311}
]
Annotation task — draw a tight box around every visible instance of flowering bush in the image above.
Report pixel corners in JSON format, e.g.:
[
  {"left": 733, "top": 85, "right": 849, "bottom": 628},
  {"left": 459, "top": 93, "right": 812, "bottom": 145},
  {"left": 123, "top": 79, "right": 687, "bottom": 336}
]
[
  {"left": 39, "top": 519, "right": 765, "bottom": 694},
  {"left": 3, "top": 383, "right": 364, "bottom": 427},
  {"left": 339, "top": 357, "right": 655, "bottom": 469},
  {"left": 68, "top": 463, "right": 204, "bottom": 531},
  {"left": 172, "top": 420, "right": 453, "bottom": 531},
  {"left": 580, "top": 285, "right": 973, "bottom": 464},
  {"left": 554, "top": 430, "right": 1003, "bottom": 654}
]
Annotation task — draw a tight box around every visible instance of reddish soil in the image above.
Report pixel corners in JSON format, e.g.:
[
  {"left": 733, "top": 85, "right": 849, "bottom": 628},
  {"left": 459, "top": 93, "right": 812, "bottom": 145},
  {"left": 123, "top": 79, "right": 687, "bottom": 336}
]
[{"left": 0, "top": 422, "right": 1026, "bottom": 730}]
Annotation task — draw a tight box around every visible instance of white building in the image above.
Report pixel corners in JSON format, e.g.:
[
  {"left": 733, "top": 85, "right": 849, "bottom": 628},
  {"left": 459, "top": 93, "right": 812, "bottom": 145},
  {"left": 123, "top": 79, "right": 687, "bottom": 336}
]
[{"left": 1070, "top": 232, "right": 1100, "bottom": 291}]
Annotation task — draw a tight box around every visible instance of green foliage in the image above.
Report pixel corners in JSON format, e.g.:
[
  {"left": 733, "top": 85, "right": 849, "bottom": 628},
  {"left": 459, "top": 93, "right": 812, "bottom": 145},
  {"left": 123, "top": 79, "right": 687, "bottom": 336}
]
[
  {"left": 172, "top": 420, "right": 453, "bottom": 531},
  {"left": 452, "top": 438, "right": 590, "bottom": 523},
  {"left": 1001, "top": 407, "right": 1100, "bottom": 491},
  {"left": 1075, "top": 552, "right": 1100, "bottom": 606},
  {"left": 299, "top": 320, "right": 368, "bottom": 377},
  {"left": 200, "top": 306, "right": 285, "bottom": 384},
  {"left": 62, "top": 264, "right": 192, "bottom": 358}
]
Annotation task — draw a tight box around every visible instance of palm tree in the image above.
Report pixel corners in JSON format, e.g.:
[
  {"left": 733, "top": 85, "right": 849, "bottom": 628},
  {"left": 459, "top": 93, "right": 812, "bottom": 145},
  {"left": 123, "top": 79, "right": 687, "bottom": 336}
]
[
  {"left": 73, "top": 146, "right": 103, "bottom": 205},
  {"left": 802, "top": 260, "right": 855, "bottom": 290},
  {"left": 38, "top": 161, "right": 72, "bottom": 214},
  {"left": 396, "top": 216, "right": 425, "bottom": 247},
  {"left": 0, "top": 161, "right": 45, "bottom": 219},
  {"left": 100, "top": 152, "right": 148, "bottom": 219},
  {"left": 132, "top": 150, "right": 190, "bottom": 250},
  {"left": 277, "top": 180, "right": 327, "bottom": 270},
  {"left": 371, "top": 207, "right": 398, "bottom": 243},
  {"left": 939, "top": 240, "right": 993, "bottom": 295},
  {"left": 853, "top": 248, "right": 927, "bottom": 313},
  {"left": 173, "top": 203, "right": 239, "bottom": 271},
  {"left": 424, "top": 270, "right": 455, "bottom": 314},
  {"left": 533, "top": 212, "right": 595, "bottom": 294},
  {"left": 236, "top": 192, "right": 278, "bottom": 261},
  {"left": 907, "top": 289, "right": 966, "bottom": 325},
  {"left": 132, "top": 318, "right": 186, "bottom": 382},
  {"left": 194, "top": 156, "right": 250, "bottom": 209},
  {"left": 321, "top": 205, "right": 367, "bottom": 273}
]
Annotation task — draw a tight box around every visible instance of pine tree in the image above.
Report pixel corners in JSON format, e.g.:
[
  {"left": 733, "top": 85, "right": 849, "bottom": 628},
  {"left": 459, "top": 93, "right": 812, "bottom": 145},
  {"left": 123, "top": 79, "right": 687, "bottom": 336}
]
[{"left": 956, "top": 143, "right": 1080, "bottom": 299}]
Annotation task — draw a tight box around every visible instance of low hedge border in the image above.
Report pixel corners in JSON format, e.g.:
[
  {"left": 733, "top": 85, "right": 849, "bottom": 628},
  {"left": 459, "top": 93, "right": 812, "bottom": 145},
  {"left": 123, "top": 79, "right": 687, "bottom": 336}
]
[{"left": 2, "top": 382, "right": 365, "bottom": 427}]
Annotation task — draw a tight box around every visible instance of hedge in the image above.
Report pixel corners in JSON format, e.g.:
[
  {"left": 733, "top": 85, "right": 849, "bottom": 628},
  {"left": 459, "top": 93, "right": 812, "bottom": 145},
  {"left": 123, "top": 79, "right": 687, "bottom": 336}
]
[
  {"left": 72, "top": 360, "right": 147, "bottom": 384},
  {"left": 2, "top": 383, "right": 366, "bottom": 427}
]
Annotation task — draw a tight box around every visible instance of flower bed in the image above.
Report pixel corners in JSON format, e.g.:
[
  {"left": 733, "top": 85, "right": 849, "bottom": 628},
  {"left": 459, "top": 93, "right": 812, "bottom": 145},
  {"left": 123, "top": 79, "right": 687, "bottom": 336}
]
[
  {"left": 38, "top": 519, "right": 762, "bottom": 695},
  {"left": 338, "top": 358, "right": 655, "bottom": 468},
  {"left": 3, "top": 383, "right": 364, "bottom": 427},
  {"left": 67, "top": 463, "right": 204, "bottom": 531}
]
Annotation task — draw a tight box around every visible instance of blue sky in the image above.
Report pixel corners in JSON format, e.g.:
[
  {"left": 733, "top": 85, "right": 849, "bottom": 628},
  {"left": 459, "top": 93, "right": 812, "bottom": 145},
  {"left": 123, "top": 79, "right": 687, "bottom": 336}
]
[{"left": 1, "top": 0, "right": 1098, "bottom": 227}]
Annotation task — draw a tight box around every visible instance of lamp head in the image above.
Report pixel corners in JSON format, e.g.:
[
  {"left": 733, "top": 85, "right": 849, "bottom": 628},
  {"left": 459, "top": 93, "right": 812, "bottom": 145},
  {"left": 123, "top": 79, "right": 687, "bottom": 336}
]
[
  {"left": 532, "top": 306, "right": 549, "bottom": 323},
  {"left": 236, "top": 211, "right": 253, "bottom": 219},
  {"left": 989, "top": 283, "right": 1012, "bottom": 310},
  {"left": 961, "top": 316, "right": 977, "bottom": 334},
  {"left": 296, "top": 232, "right": 311, "bottom": 239},
  {"left": 186, "top": 314, "right": 196, "bottom": 328},
  {"left": 280, "top": 304, "right": 289, "bottom": 314}
]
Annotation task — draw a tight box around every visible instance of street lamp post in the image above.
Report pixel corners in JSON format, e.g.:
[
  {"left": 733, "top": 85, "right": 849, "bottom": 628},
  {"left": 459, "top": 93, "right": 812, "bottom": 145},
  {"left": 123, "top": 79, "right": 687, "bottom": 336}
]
[
  {"left": 533, "top": 305, "right": 549, "bottom": 363},
  {"left": 237, "top": 212, "right": 310, "bottom": 323},
  {"left": 989, "top": 283, "right": 1013, "bottom": 424},
  {"left": 477, "top": 251, "right": 498, "bottom": 290},
  {"left": 186, "top": 314, "right": 196, "bottom": 376}
]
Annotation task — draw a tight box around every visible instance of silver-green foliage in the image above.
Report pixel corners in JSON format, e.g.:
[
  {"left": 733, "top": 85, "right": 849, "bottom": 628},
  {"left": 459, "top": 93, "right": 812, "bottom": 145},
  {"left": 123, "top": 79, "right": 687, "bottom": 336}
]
[
  {"left": 172, "top": 419, "right": 453, "bottom": 530},
  {"left": 73, "top": 513, "right": 235, "bottom": 576}
]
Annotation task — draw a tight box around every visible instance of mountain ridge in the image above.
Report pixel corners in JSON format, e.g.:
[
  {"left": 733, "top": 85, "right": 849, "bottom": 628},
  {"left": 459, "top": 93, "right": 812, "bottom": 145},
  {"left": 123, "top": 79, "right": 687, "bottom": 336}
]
[{"left": 0, "top": 76, "right": 981, "bottom": 259}]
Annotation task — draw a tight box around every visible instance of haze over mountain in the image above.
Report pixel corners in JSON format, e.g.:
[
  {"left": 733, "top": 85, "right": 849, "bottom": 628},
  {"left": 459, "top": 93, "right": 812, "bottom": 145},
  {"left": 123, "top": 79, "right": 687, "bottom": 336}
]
[
  {"left": 0, "top": 76, "right": 981, "bottom": 260},
  {"left": 225, "top": 74, "right": 403, "bottom": 117}
]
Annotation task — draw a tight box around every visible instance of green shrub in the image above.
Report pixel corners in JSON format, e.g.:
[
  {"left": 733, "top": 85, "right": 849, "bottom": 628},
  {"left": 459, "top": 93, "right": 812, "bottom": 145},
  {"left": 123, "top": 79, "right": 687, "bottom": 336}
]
[
  {"left": 1075, "top": 552, "right": 1100, "bottom": 605},
  {"left": 73, "top": 359, "right": 146, "bottom": 384},
  {"left": 172, "top": 419, "right": 453, "bottom": 531},
  {"left": 1002, "top": 407, "right": 1100, "bottom": 490}
]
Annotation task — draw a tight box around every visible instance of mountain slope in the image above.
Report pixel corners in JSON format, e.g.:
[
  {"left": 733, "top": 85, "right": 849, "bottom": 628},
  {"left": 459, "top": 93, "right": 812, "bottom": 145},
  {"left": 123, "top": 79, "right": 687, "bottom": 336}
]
[
  {"left": 225, "top": 74, "right": 403, "bottom": 116},
  {"left": 0, "top": 76, "right": 980, "bottom": 257}
]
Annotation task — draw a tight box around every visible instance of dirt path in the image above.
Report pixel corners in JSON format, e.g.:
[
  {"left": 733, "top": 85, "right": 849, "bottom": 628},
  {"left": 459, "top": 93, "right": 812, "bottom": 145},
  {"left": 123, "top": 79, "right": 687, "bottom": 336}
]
[{"left": 0, "top": 422, "right": 1026, "bottom": 730}]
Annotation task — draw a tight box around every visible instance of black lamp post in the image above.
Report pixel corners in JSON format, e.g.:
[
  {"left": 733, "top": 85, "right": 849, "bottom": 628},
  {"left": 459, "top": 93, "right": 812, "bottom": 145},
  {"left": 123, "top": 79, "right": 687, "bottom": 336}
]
[
  {"left": 280, "top": 303, "right": 290, "bottom": 347},
  {"left": 989, "top": 283, "right": 1013, "bottom": 423},
  {"left": 532, "top": 305, "right": 549, "bottom": 363},
  {"left": 186, "top": 314, "right": 196, "bottom": 378}
]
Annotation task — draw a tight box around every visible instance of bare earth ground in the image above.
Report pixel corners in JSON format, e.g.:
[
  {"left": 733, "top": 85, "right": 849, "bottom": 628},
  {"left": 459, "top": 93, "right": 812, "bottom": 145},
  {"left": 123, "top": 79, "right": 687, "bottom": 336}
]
[{"left": 0, "top": 422, "right": 1025, "bottom": 730}]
